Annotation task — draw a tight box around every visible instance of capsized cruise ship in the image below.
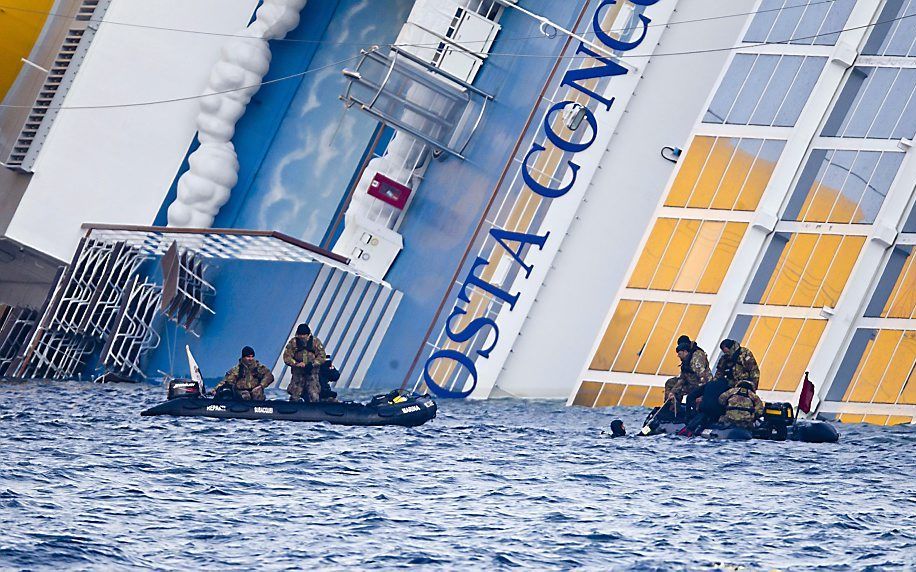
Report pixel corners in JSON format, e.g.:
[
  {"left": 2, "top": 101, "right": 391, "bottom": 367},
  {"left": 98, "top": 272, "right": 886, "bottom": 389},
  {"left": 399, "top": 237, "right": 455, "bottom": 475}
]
[{"left": 0, "top": 0, "right": 914, "bottom": 426}]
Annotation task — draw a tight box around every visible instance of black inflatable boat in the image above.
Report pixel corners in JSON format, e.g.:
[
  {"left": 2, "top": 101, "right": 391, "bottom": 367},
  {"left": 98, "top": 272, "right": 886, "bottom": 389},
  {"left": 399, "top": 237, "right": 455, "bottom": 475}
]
[
  {"left": 141, "top": 380, "right": 437, "bottom": 427},
  {"left": 639, "top": 401, "right": 839, "bottom": 443}
]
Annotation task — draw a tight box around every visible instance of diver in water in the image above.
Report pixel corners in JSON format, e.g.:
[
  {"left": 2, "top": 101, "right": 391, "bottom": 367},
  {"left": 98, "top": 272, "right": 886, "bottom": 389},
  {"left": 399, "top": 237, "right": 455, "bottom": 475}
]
[
  {"left": 283, "top": 323, "right": 327, "bottom": 403},
  {"left": 608, "top": 419, "right": 626, "bottom": 437},
  {"left": 213, "top": 346, "right": 274, "bottom": 401}
]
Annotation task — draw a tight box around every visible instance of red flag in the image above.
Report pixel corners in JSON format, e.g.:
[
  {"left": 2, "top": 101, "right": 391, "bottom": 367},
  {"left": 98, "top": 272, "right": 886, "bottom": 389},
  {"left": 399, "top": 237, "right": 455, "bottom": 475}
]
[{"left": 798, "top": 371, "right": 815, "bottom": 414}]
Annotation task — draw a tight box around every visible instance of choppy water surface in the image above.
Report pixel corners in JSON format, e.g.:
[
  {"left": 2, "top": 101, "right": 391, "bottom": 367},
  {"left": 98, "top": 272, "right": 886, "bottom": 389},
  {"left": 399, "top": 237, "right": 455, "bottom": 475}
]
[{"left": 1, "top": 381, "right": 914, "bottom": 571}]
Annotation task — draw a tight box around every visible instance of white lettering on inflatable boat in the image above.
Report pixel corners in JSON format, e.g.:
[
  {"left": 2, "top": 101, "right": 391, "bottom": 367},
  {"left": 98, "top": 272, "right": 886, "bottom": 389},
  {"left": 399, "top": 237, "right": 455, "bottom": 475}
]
[
  {"left": 254, "top": 407, "right": 273, "bottom": 414},
  {"left": 423, "top": 401, "right": 434, "bottom": 408},
  {"left": 207, "top": 405, "right": 226, "bottom": 412},
  {"left": 401, "top": 405, "right": 421, "bottom": 414},
  {"left": 422, "top": 0, "right": 664, "bottom": 398}
]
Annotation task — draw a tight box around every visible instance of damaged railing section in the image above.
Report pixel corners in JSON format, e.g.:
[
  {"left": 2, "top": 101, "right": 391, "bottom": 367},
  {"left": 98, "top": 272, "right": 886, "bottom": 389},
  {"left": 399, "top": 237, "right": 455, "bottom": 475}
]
[
  {"left": 160, "top": 241, "right": 215, "bottom": 336},
  {"left": 98, "top": 277, "right": 162, "bottom": 380},
  {"left": 7, "top": 237, "right": 156, "bottom": 380}
]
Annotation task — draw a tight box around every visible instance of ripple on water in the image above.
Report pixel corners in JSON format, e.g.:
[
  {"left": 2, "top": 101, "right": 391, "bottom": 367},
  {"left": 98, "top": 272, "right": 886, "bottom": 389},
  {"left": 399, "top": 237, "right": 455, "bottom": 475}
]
[{"left": 1, "top": 381, "right": 915, "bottom": 570}]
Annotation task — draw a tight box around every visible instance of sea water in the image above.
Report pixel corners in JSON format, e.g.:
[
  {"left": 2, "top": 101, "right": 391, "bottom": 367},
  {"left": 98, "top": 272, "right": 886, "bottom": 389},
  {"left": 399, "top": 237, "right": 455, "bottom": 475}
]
[{"left": 1, "top": 381, "right": 914, "bottom": 570}]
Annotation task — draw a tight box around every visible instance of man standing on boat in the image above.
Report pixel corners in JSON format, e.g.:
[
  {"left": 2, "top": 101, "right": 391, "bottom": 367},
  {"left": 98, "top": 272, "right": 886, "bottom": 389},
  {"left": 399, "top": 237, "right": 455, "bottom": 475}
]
[
  {"left": 214, "top": 346, "right": 275, "bottom": 401},
  {"left": 283, "top": 324, "right": 327, "bottom": 402},
  {"left": 716, "top": 339, "right": 760, "bottom": 390},
  {"left": 664, "top": 335, "right": 711, "bottom": 410}
]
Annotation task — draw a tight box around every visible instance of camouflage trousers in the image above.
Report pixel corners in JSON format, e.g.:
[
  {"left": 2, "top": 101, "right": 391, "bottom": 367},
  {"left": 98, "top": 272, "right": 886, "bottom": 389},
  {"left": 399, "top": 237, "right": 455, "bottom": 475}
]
[
  {"left": 288, "top": 373, "right": 320, "bottom": 403},
  {"left": 719, "top": 411, "right": 755, "bottom": 429}
]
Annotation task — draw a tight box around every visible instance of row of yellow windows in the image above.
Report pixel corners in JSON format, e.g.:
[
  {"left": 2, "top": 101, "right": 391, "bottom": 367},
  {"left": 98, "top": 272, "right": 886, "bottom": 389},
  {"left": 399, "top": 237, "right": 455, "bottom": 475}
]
[
  {"left": 739, "top": 316, "right": 826, "bottom": 392},
  {"left": 571, "top": 381, "right": 665, "bottom": 408},
  {"left": 589, "top": 301, "right": 710, "bottom": 375},
  {"left": 664, "top": 136, "right": 784, "bottom": 211},
  {"left": 841, "top": 329, "right": 916, "bottom": 405},
  {"left": 628, "top": 219, "right": 748, "bottom": 293},
  {"left": 755, "top": 233, "right": 864, "bottom": 308},
  {"left": 836, "top": 414, "right": 914, "bottom": 426}
]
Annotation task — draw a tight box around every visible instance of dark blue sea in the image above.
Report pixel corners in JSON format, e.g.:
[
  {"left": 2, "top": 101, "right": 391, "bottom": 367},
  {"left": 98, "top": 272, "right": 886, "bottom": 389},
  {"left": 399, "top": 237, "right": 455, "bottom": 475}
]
[{"left": 1, "top": 381, "right": 914, "bottom": 571}]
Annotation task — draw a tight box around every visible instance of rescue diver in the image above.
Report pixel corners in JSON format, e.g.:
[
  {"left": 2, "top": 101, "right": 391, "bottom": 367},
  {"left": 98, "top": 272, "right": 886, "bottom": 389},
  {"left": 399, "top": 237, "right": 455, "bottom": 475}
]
[
  {"left": 213, "top": 346, "right": 275, "bottom": 401},
  {"left": 664, "top": 335, "right": 711, "bottom": 414},
  {"left": 717, "top": 339, "right": 760, "bottom": 389},
  {"left": 283, "top": 323, "right": 327, "bottom": 403},
  {"left": 718, "top": 379, "right": 764, "bottom": 429},
  {"left": 608, "top": 419, "right": 626, "bottom": 437}
]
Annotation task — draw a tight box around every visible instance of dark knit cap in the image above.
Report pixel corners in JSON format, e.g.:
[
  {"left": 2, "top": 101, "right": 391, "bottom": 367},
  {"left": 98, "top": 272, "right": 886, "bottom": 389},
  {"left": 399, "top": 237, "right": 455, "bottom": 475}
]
[
  {"left": 676, "top": 341, "right": 692, "bottom": 352},
  {"left": 296, "top": 323, "right": 311, "bottom": 336},
  {"left": 610, "top": 419, "right": 626, "bottom": 437},
  {"left": 241, "top": 346, "right": 255, "bottom": 357},
  {"left": 720, "top": 339, "right": 737, "bottom": 350},
  {"left": 677, "top": 335, "right": 691, "bottom": 346}
]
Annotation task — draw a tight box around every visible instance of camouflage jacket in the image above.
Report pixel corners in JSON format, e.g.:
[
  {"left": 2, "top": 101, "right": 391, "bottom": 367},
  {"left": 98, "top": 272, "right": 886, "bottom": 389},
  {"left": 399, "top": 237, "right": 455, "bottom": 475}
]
[
  {"left": 216, "top": 359, "right": 275, "bottom": 391},
  {"left": 716, "top": 346, "right": 760, "bottom": 389},
  {"left": 718, "top": 386, "right": 764, "bottom": 428},
  {"left": 282, "top": 336, "right": 327, "bottom": 374},
  {"left": 672, "top": 346, "right": 712, "bottom": 395}
]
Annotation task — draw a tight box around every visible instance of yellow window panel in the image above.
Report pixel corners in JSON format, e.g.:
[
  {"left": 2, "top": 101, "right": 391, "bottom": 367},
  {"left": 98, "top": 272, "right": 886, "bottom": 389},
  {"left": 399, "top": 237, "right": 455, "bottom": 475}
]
[
  {"left": 589, "top": 300, "right": 640, "bottom": 371},
  {"left": 800, "top": 180, "right": 837, "bottom": 223},
  {"left": 760, "top": 318, "right": 803, "bottom": 391},
  {"left": 819, "top": 236, "right": 864, "bottom": 308},
  {"left": 666, "top": 136, "right": 715, "bottom": 207},
  {"left": 674, "top": 221, "right": 724, "bottom": 292},
  {"left": 734, "top": 150, "right": 779, "bottom": 211},
  {"left": 697, "top": 222, "right": 747, "bottom": 294},
  {"left": 873, "top": 333, "right": 916, "bottom": 403},
  {"left": 776, "top": 319, "right": 826, "bottom": 392},
  {"left": 595, "top": 382, "right": 626, "bottom": 407},
  {"left": 886, "top": 415, "right": 914, "bottom": 425},
  {"left": 710, "top": 145, "right": 756, "bottom": 210},
  {"left": 644, "top": 386, "right": 666, "bottom": 407},
  {"left": 883, "top": 255, "right": 916, "bottom": 318},
  {"left": 764, "top": 234, "right": 818, "bottom": 306},
  {"left": 620, "top": 385, "right": 650, "bottom": 406},
  {"left": 899, "top": 359, "right": 916, "bottom": 405},
  {"left": 841, "top": 335, "right": 876, "bottom": 402},
  {"left": 657, "top": 304, "right": 711, "bottom": 376},
  {"left": 628, "top": 219, "right": 678, "bottom": 289},
  {"left": 829, "top": 191, "right": 862, "bottom": 224},
  {"left": 635, "top": 302, "right": 687, "bottom": 374},
  {"left": 862, "top": 414, "right": 891, "bottom": 426},
  {"left": 848, "top": 330, "right": 902, "bottom": 402},
  {"left": 743, "top": 316, "right": 781, "bottom": 390},
  {"left": 688, "top": 138, "right": 736, "bottom": 209},
  {"left": 572, "top": 381, "right": 603, "bottom": 407},
  {"left": 651, "top": 219, "right": 701, "bottom": 291},
  {"left": 789, "top": 234, "right": 841, "bottom": 307},
  {"left": 837, "top": 413, "right": 865, "bottom": 424},
  {"left": 614, "top": 302, "right": 663, "bottom": 372}
]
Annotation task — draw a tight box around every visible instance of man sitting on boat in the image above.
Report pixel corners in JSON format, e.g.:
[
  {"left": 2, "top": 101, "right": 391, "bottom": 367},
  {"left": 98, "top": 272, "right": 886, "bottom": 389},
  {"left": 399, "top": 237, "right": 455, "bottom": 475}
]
[
  {"left": 716, "top": 339, "right": 760, "bottom": 389},
  {"left": 283, "top": 323, "right": 327, "bottom": 403},
  {"left": 718, "top": 380, "right": 764, "bottom": 429},
  {"left": 664, "top": 335, "right": 711, "bottom": 413},
  {"left": 213, "top": 346, "right": 275, "bottom": 401}
]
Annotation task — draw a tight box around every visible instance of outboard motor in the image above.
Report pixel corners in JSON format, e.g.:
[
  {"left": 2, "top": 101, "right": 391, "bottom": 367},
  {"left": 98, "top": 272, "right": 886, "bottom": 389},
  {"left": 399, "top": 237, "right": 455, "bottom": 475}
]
[
  {"left": 755, "top": 401, "right": 794, "bottom": 440},
  {"left": 167, "top": 379, "right": 202, "bottom": 400}
]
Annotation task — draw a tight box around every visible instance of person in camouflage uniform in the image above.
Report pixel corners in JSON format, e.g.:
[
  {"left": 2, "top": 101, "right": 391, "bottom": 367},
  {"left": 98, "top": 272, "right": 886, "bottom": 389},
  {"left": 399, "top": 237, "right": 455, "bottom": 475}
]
[
  {"left": 716, "top": 339, "right": 760, "bottom": 389},
  {"left": 718, "top": 379, "right": 764, "bottom": 428},
  {"left": 283, "top": 323, "right": 327, "bottom": 402},
  {"left": 213, "top": 346, "right": 274, "bottom": 401},
  {"left": 664, "top": 335, "right": 711, "bottom": 408}
]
